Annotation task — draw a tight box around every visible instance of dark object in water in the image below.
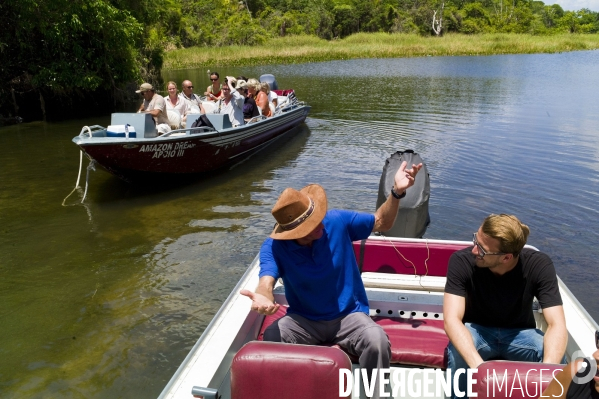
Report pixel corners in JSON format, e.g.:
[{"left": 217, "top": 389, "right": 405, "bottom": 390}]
[
  {"left": 376, "top": 150, "right": 430, "bottom": 238},
  {"left": 0, "top": 115, "right": 23, "bottom": 127}
]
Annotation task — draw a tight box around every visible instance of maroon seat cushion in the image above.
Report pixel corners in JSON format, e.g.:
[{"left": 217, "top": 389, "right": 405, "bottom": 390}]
[
  {"left": 258, "top": 307, "right": 448, "bottom": 368},
  {"left": 474, "top": 360, "right": 563, "bottom": 399},
  {"left": 257, "top": 306, "right": 288, "bottom": 341},
  {"left": 372, "top": 316, "right": 448, "bottom": 368},
  {"left": 231, "top": 341, "right": 352, "bottom": 399}
]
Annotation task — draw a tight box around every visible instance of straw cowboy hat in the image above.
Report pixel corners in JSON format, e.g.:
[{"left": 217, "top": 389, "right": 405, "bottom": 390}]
[{"left": 270, "top": 184, "right": 327, "bottom": 240}]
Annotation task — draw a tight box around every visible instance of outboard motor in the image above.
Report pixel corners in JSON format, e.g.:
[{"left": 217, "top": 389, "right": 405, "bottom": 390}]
[
  {"left": 259, "top": 74, "right": 278, "bottom": 90},
  {"left": 376, "top": 150, "right": 430, "bottom": 238}
]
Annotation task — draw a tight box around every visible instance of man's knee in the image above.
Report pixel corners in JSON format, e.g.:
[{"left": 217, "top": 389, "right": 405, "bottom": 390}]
[
  {"left": 360, "top": 325, "right": 391, "bottom": 356},
  {"left": 503, "top": 328, "right": 545, "bottom": 362},
  {"left": 263, "top": 322, "right": 283, "bottom": 342}
]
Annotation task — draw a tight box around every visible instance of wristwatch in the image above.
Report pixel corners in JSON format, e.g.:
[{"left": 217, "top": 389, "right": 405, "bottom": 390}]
[{"left": 391, "top": 187, "right": 406, "bottom": 199}]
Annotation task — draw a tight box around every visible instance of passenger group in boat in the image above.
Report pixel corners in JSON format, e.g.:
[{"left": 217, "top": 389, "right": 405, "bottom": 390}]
[
  {"left": 136, "top": 83, "right": 171, "bottom": 135},
  {"left": 240, "top": 161, "right": 422, "bottom": 399},
  {"left": 137, "top": 74, "right": 286, "bottom": 134},
  {"left": 444, "top": 213, "right": 568, "bottom": 399}
]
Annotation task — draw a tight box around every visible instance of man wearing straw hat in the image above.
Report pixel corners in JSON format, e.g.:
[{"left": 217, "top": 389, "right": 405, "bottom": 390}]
[
  {"left": 136, "top": 82, "right": 171, "bottom": 135},
  {"left": 240, "top": 161, "right": 422, "bottom": 398}
]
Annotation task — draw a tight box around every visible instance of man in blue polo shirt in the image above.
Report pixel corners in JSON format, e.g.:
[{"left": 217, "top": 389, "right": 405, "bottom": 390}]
[{"left": 240, "top": 161, "right": 422, "bottom": 399}]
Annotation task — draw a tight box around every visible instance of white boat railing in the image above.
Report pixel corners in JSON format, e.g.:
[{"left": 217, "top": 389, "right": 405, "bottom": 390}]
[
  {"left": 158, "top": 126, "right": 218, "bottom": 138},
  {"left": 78, "top": 125, "right": 106, "bottom": 138}
]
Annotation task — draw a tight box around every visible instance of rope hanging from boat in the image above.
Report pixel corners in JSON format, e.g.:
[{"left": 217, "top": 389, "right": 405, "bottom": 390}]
[
  {"left": 380, "top": 235, "right": 430, "bottom": 290},
  {"left": 81, "top": 159, "right": 96, "bottom": 202},
  {"left": 62, "top": 126, "right": 95, "bottom": 206}
]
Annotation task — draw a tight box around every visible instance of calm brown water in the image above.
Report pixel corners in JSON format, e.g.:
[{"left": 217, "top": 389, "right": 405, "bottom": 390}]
[{"left": 1, "top": 51, "right": 599, "bottom": 398}]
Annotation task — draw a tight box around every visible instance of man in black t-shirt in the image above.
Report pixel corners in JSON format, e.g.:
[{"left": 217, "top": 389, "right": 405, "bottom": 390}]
[{"left": 444, "top": 214, "right": 567, "bottom": 399}]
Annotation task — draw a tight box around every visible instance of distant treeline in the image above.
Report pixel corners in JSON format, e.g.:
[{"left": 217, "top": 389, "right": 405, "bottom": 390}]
[
  {"left": 173, "top": 0, "right": 599, "bottom": 46},
  {"left": 1, "top": 0, "right": 598, "bottom": 121}
]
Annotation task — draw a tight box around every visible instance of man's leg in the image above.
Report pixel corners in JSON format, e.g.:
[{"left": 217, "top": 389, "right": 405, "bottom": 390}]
[
  {"left": 263, "top": 313, "right": 329, "bottom": 344},
  {"left": 499, "top": 328, "right": 545, "bottom": 362},
  {"left": 334, "top": 312, "right": 391, "bottom": 399},
  {"left": 157, "top": 123, "right": 171, "bottom": 135},
  {"left": 446, "top": 323, "right": 500, "bottom": 399}
]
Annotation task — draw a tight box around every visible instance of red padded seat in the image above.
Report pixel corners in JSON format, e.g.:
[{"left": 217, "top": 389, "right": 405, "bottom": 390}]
[
  {"left": 258, "top": 307, "right": 448, "bottom": 368},
  {"left": 257, "top": 306, "right": 288, "bottom": 341},
  {"left": 230, "top": 341, "right": 352, "bottom": 399},
  {"left": 372, "top": 316, "right": 448, "bottom": 368},
  {"left": 474, "top": 360, "right": 563, "bottom": 399}
]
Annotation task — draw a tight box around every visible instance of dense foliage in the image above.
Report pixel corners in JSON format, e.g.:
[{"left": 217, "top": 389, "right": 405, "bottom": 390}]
[
  {"left": 1, "top": 0, "right": 597, "bottom": 120},
  {"left": 172, "top": 0, "right": 599, "bottom": 47},
  {"left": 0, "top": 0, "right": 162, "bottom": 120}
]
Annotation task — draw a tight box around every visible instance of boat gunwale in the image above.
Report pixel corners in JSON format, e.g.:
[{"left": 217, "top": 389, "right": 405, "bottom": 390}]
[
  {"left": 158, "top": 254, "right": 262, "bottom": 399},
  {"left": 72, "top": 104, "right": 310, "bottom": 146}
]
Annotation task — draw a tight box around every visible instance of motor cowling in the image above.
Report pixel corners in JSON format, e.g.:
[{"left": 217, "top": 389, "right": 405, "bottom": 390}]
[
  {"left": 376, "top": 150, "right": 430, "bottom": 238},
  {"left": 259, "top": 74, "right": 278, "bottom": 90}
]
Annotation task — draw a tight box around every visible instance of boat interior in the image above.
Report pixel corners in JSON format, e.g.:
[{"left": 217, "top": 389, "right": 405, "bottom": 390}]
[
  {"left": 159, "top": 236, "right": 599, "bottom": 399},
  {"left": 77, "top": 90, "right": 301, "bottom": 142}
]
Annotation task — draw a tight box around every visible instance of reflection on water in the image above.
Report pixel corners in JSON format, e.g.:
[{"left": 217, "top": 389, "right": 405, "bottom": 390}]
[{"left": 1, "top": 51, "right": 599, "bottom": 398}]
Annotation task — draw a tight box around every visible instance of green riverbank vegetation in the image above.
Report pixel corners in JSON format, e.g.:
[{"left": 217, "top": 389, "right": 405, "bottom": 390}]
[
  {"left": 164, "top": 33, "right": 599, "bottom": 69},
  {"left": 2, "top": 0, "right": 598, "bottom": 121}
]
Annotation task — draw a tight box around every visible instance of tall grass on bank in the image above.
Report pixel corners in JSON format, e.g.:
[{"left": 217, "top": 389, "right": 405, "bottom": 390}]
[{"left": 163, "top": 33, "right": 599, "bottom": 70}]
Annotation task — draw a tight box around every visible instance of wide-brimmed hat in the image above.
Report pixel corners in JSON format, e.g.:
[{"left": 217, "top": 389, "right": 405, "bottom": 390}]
[
  {"left": 136, "top": 83, "right": 154, "bottom": 93},
  {"left": 270, "top": 184, "right": 327, "bottom": 240},
  {"left": 225, "top": 76, "right": 237, "bottom": 88}
]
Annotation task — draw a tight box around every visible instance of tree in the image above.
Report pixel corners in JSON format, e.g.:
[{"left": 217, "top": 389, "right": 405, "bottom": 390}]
[{"left": 1, "top": 0, "right": 146, "bottom": 119}]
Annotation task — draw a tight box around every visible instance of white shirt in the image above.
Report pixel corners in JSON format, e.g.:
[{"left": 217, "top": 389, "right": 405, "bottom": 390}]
[
  {"left": 215, "top": 89, "right": 245, "bottom": 127},
  {"left": 179, "top": 93, "right": 201, "bottom": 113},
  {"left": 166, "top": 95, "right": 190, "bottom": 116},
  {"left": 268, "top": 91, "right": 278, "bottom": 103}
]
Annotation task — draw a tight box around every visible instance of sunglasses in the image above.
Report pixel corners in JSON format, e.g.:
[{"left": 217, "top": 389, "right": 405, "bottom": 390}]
[
  {"left": 595, "top": 330, "right": 599, "bottom": 349},
  {"left": 473, "top": 233, "right": 506, "bottom": 258},
  {"left": 210, "top": 78, "right": 219, "bottom": 81},
  {"left": 185, "top": 86, "right": 193, "bottom": 89}
]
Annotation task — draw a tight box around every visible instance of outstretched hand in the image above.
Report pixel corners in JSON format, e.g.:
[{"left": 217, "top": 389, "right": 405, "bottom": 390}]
[
  {"left": 394, "top": 161, "right": 423, "bottom": 194},
  {"left": 240, "top": 289, "right": 280, "bottom": 315}
]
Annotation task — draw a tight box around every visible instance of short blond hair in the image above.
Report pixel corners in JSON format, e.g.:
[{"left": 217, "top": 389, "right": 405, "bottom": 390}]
[
  {"left": 260, "top": 82, "right": 270, "bottom": 94},
  {"left": 247, "top": 78, "right": 260, "bottom": 91},
  {"left": 481, "top": 214, "right": 530, "bottom": 256}
]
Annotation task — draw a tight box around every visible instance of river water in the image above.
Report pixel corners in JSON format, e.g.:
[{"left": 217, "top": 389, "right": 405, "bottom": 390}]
[{"left": 1, "top": 50, "right": 598, "bottom": 398}]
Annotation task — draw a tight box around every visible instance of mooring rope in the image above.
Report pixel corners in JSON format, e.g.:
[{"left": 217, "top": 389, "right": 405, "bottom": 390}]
[
  {"left": 62, "top": 126, "right": 94, "bottom": 206},
  {"left": 81, "top": 159, "right": 96, "bottom": 203}
]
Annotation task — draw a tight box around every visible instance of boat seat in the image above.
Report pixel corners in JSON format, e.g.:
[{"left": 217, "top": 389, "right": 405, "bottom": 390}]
[
  {"left": 257, "top": 306, "right": 448, "bottom": 368},
  {"left": 230, "top": 341, "right": 351, "bottom": 399},
  {"left": 473, "top": 360, "right": 563, "bottom": 399}
]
